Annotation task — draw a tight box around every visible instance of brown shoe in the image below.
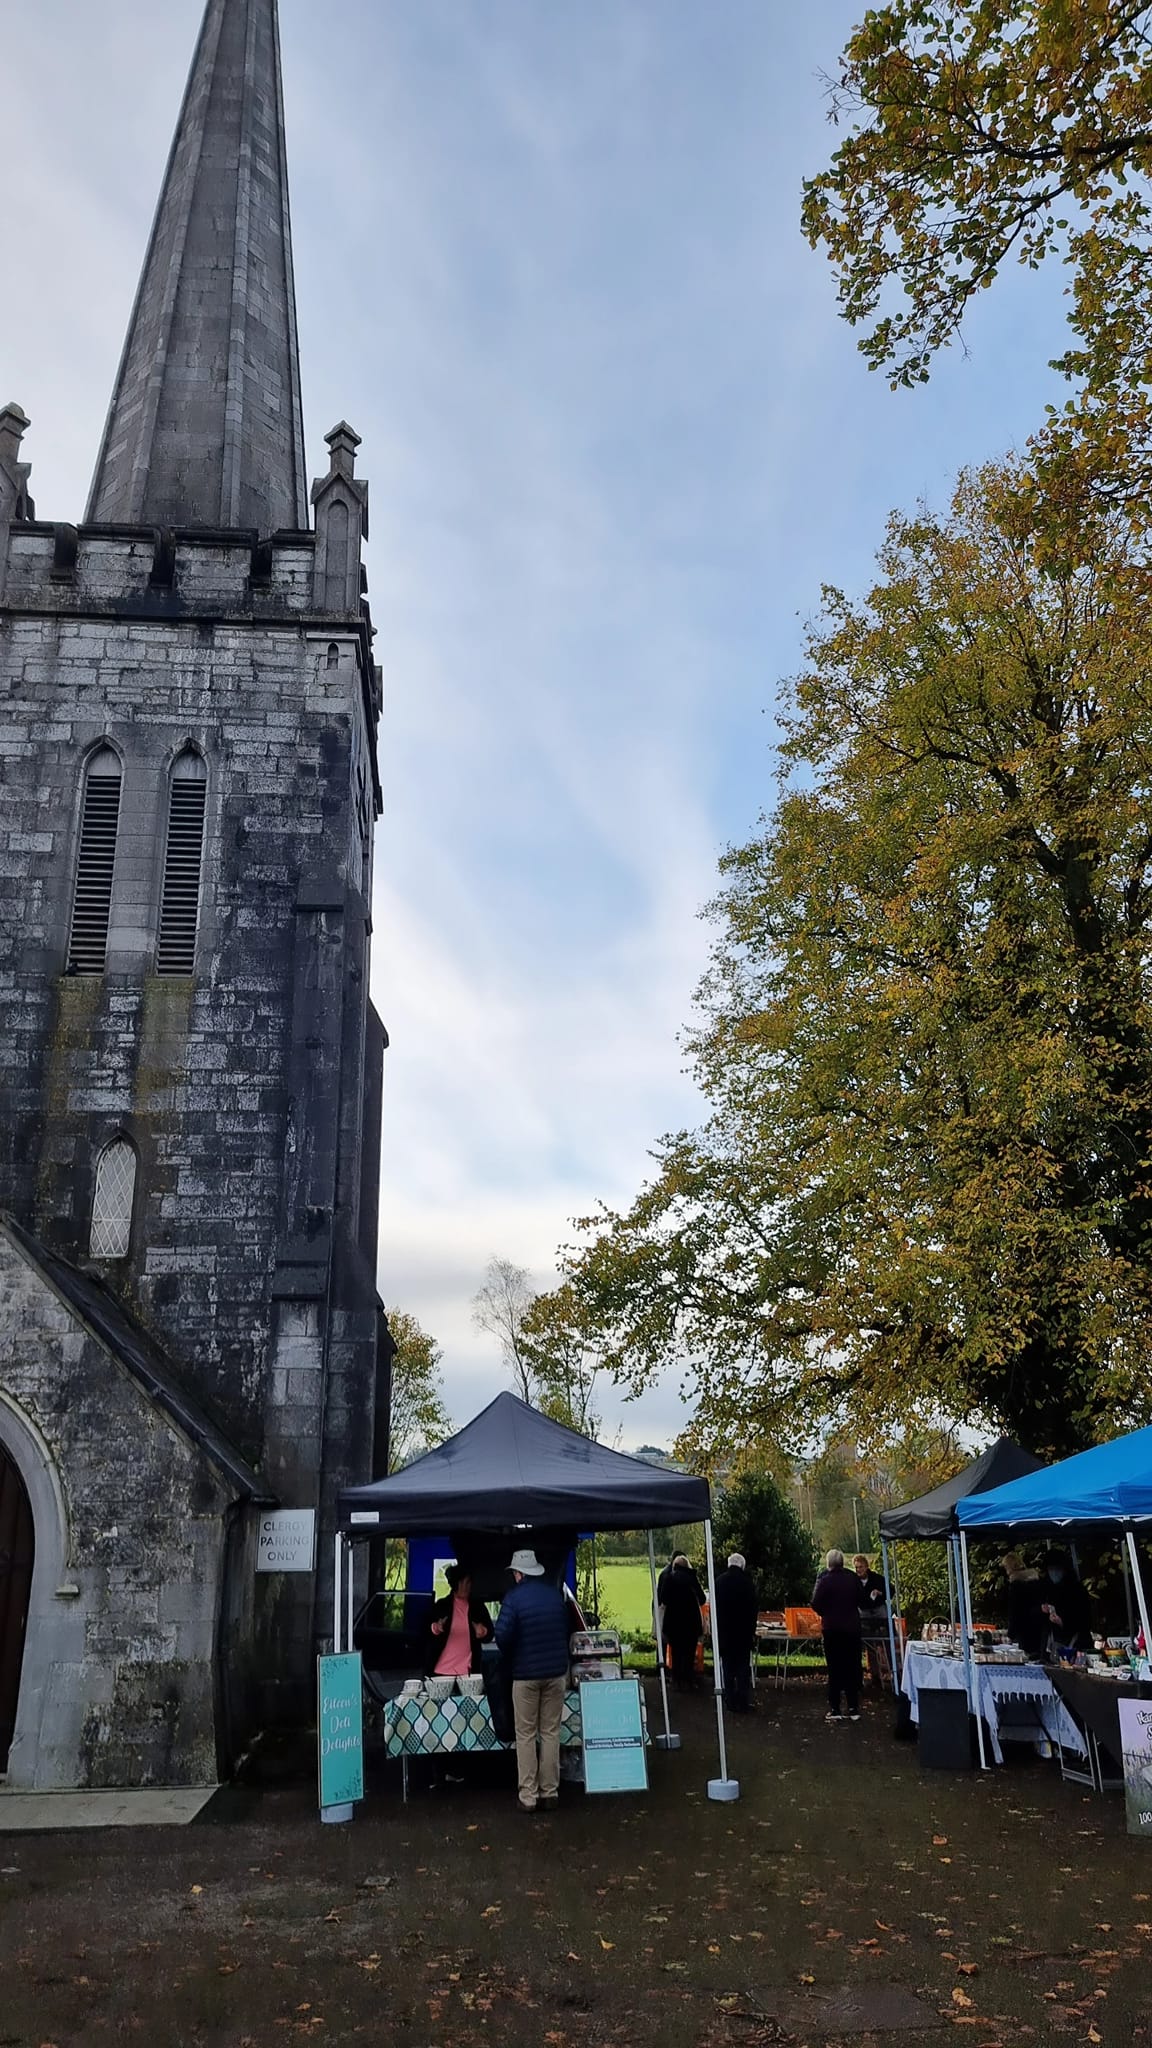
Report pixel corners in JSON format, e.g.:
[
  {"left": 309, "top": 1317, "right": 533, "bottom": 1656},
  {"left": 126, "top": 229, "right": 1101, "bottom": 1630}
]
[
  {"left": 518, "top": 1798, "right": 537, "bottom": 1814},
  {"left": 538, "top": 1795, "right": 559, "bottom": 1811}
]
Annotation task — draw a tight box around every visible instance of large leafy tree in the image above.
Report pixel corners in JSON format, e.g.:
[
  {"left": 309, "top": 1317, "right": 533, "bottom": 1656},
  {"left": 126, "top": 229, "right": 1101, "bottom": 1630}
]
[
  {"left": 559, "top": 464, "right": 1152, "bottom": 1459},
  {"left": 713, "top": 1471, "right": 818, "bottom": 1607},
  {"left": 387, "top": 1309, "right": 452, "bottom": 1472},
  {"left": 520, "top": 1282, "right": 604, "bottom": 1439},
  {"left": 802, "top": 2, "right": 1152, "bottom": 510}
]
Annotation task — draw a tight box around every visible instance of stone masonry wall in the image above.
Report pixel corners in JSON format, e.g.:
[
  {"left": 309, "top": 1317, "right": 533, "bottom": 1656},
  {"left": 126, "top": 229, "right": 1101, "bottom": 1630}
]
[
  {"left": 0, "top": 1235, "right": 236, "bottom": 1789},
  {"left": 0, "top": 525, "right": 380, "bottom": 1474}
]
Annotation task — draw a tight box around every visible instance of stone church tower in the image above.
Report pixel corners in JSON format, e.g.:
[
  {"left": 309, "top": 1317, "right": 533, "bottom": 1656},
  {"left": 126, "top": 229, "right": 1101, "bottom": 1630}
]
[{"left": 0, "top": 0, "right": 389, "bottom": 1788}]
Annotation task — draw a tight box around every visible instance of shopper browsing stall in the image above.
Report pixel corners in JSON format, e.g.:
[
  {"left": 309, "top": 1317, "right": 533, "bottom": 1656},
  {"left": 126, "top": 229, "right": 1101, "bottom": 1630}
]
[
  {"left": 659, "top": 1556, "right": 705, "bottom": 1692},
  {"left": 812, "top": 1548, "right": 863, "bottom": 1723},
  {"left": 494, "top": 1549, "right": 575, "bottom": 1815}
]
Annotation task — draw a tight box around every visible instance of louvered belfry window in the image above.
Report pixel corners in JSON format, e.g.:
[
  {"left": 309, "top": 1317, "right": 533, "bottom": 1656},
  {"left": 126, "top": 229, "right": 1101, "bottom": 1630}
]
[
  {"left": 157, "top": 750, "right": 207, "bottom": 976},
  {"left": 67, "top": 745, "right": 122, "bottom": 973},
  {"left": 89, "top": 1138, "right": 136, "bottom": 1259}
]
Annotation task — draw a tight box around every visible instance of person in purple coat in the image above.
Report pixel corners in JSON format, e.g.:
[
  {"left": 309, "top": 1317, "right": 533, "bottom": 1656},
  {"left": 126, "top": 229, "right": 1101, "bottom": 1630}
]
[{"left": 811, "top": 1548, "right": 864, "bottom": 1723}]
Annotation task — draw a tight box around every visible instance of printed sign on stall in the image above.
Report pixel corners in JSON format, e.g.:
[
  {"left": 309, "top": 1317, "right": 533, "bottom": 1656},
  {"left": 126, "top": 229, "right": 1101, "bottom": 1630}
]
[
  {"left": 317, "top": 1653, "right": 364, "bottom": 1810},
  {"left": 580, "top": 1678, "right": 648, "bottom": 1795},
  {"left": 256, "top": 1508, "right": 316, "bottom": 1573},
  {"left": 1118, "top": 1698, "right": 1152, "bottom": 1836}
]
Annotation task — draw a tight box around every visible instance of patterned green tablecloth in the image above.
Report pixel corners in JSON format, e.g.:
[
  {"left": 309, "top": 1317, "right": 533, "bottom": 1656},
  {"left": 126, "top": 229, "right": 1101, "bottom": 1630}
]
[
  {"left": 383, "top": 1679, "right": 655, "bottom": 1761},
  {"left": 384, "top": 1689, "right": 586, "bottom": 1758}
]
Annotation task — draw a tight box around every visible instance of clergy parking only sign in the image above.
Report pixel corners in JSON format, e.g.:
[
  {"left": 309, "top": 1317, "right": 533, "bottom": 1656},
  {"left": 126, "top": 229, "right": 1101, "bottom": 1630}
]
[
  {"left": 318, "top": 1653, "right": 364, "bottom": 1813},
  {"left": 256, "top": 1508, "right": 316, "bottom": 1573}
]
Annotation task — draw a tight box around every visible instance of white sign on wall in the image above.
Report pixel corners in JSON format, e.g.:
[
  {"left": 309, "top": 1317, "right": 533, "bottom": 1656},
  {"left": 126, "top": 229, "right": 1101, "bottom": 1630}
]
[{"left": 256, "top": 1508, "right": 316, "bottom": 1574}]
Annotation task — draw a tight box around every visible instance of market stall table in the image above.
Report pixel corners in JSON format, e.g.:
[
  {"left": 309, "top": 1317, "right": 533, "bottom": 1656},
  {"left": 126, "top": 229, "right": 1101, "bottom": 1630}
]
[
  {"left": 756, "top": 1626, "right": 797, "bottom": 1690},
  {"left": 1048, "top": 1668, "right": 1152, "bottom": 1791},
  {"left": 902, "top": 1647, "right": 1086, "bottom": 1766},
  {"left": 383, "top": 1686, "right": 649, "bottom": 1801}
]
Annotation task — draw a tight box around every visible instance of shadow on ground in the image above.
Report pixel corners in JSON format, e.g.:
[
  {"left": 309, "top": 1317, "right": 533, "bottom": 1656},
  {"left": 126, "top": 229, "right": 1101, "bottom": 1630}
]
[{"left": 5, "top": 1683, "right": 1152, "bottom": 2046}]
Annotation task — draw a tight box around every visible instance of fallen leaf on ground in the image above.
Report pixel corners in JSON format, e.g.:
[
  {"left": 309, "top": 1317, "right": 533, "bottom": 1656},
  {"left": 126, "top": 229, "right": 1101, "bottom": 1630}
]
[
  {"left": 600, "top": 1938, "right": 615, "bottom": 1951},
  {"left": 952, "top": 1988, "right": 974, "bottom": 2008}
]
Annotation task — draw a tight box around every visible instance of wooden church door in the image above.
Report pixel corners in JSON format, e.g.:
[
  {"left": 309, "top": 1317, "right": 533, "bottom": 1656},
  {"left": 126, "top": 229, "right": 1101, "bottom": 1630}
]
[{"left": 0, "top": 1444, "right": 33, "bottom": 1770}]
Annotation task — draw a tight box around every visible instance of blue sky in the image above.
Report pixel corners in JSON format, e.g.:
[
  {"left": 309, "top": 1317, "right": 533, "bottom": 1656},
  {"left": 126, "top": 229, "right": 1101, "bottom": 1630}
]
[{"left": 11, "top": 1, "right": 1069, "bottom": 1447}]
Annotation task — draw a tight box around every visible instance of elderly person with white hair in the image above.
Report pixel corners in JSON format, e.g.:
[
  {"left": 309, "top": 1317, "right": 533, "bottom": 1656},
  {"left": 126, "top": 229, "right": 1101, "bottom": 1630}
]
[
  {"left": 713, "top": 1551, "right": 760, "bottom": 1714},
  {"left": 811, "top": 1548, "right": 865, "bottom": 1724}
]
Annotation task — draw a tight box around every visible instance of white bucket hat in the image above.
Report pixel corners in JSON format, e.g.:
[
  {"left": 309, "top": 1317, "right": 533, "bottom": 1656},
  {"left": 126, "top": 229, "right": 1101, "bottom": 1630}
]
[{"left": 509, "top": 1548, "right": 545, "bottom": 1577}]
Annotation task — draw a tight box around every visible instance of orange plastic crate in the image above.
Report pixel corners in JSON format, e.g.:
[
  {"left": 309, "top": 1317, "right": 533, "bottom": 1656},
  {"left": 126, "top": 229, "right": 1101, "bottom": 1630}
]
[{"left": 784, "top": 1606, "right": 822, "bottom": 1638}]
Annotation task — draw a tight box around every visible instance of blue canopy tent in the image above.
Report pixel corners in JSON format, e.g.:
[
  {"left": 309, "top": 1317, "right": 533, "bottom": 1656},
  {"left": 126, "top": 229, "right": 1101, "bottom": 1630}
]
[
  {"left": 956, "top": 1424, "right": 1152, "bottom": 1532},
  {"left": 953, "top": 1424, "right": 1152, "bottom": 1755}
]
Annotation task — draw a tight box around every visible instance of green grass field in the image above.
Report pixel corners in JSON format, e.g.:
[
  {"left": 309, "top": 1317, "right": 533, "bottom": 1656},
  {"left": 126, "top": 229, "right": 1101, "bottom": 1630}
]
[{"left": 593, "top": 1558, "right": 657, "bottom": 1635}]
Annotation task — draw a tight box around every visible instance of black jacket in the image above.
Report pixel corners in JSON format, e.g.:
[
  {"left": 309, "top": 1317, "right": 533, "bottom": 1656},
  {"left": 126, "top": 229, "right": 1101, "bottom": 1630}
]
[
  {"left": 811, "top": 1566, "right": 864, "bottom": 1637},
  {"left": 1038, "top": 1571, "right": 1092, "bottom": 1652},
  {"left": 657, "top": 1561, "right": 705, "bottom": 1606},
  {"left": 423, "top": 1593, "right": 494, "bottom": 1676},
  {"left": 1003, "top": 1573, "right": 1045, "bottom": 1657},
  {"left": 660, "top": 1563, "right": 704, "bottom": 1642},
  {"left": 714, "top": 1565, "right": 759, "bottom": 1652}
]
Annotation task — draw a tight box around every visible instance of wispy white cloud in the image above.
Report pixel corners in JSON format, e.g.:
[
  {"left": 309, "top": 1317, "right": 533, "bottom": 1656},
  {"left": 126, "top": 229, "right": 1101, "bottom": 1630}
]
[{"left": 12, "top": 0, "right": 1074, "bottom": 1449}]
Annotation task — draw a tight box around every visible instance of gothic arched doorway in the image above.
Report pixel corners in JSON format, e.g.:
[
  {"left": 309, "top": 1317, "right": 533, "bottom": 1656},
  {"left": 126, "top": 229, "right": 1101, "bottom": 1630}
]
[{"left": 0, "top": 1442, "right": 33, "bottom": 1771}]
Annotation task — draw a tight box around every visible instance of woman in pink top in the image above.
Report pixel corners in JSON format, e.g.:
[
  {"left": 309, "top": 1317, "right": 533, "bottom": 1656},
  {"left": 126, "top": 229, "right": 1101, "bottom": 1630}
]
[{"left": 426, "top": 1564, "right": 493, "bottom": 1677}]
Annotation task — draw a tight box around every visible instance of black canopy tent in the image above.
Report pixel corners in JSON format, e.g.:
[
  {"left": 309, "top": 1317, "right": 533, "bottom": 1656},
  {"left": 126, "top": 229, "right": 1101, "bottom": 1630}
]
[
  {"left": 877, "top": 1438, "right": 1045, "bottom": 1543},
  {"left": 333, "top": 1394, "right": 738, "bottom": 1799},
  {"left": 876, "top": 1437, "right": 1046, "bottom": 1770},
  {"left": 339, "top": 1392, "right": 709, "bottom": 1533}
]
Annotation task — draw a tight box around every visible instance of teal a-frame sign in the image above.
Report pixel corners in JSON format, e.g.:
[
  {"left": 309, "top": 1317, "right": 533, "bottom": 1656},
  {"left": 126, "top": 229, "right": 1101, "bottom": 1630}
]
[
  {"left": 318, "top": 1653, "right": 364, "bottom": 1817},
  {"left": 580, "top": 1678, "right": 648, "bottom": 1794}
]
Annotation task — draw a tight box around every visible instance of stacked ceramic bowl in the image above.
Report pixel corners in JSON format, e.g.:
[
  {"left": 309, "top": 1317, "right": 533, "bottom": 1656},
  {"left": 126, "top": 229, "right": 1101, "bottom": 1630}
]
[{"left": 457, "top": 1674, "right": 485, "bottom": 1699}]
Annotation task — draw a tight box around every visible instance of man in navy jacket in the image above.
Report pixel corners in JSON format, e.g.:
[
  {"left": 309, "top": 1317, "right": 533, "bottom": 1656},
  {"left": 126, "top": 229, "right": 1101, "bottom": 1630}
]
[{"left": 495, "top": 1549, "right": 573, "bottom": 1812}]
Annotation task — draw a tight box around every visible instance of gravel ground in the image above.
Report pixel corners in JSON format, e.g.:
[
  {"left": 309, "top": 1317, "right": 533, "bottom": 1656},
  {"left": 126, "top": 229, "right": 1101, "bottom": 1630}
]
[{"left": 5, "top": 1683, "right": 1152, "bottom": 2047}]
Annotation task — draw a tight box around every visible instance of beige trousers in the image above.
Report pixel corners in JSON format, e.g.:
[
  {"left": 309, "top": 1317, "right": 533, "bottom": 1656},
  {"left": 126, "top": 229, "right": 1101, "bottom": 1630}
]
[{"left": 511, "top": 1675, "right": 566, "bottom": 1806}]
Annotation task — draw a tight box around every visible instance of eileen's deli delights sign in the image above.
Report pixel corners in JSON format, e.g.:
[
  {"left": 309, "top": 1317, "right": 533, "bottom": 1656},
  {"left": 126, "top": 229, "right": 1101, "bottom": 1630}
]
[{"left": 318, "top": 1653, "right": 364, "bottom": 1811}]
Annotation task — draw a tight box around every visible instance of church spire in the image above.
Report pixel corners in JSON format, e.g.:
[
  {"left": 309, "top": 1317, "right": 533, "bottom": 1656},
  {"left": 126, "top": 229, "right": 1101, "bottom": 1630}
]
[{"left": 86, "top": 0, "right": 307, "bottom": 534}]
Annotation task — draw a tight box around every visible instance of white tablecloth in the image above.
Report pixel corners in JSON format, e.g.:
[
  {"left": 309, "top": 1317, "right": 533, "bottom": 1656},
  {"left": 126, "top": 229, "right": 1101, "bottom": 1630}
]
[{"left": 902, "top": 1648, "right": 1086, "bottom": 1765}]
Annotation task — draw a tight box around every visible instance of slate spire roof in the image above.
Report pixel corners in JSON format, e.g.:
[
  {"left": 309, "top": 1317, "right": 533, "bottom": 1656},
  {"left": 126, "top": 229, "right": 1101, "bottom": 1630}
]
[{"left": 86, "top": 0, "right": 307, "bottom": 534}]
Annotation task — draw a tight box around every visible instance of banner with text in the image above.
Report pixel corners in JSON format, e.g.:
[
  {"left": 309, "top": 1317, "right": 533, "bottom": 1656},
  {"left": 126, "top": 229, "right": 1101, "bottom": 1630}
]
[
  {"left": 580, "top": 1678, "right": 648, "bottom": 1795},
  {"left": 318, "top": 1653, "right": 364, "bottom": 1810}
]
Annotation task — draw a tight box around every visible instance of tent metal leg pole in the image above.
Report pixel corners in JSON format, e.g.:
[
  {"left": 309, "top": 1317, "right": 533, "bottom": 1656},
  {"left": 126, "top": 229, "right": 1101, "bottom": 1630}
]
[
  {"left": 703, "top": 1520, "right": 738, "bottom": 1801},
  {"left": 1122, "top": 1538, "right": 1136, "bottom": 1638},
  {"left": 647, "top": 1531, "right": 679, "bottom": 1749},
  {"left": 946, "top": 1539, "right": 957, "bottom": 1635},
  {"left": 347, "top": 1535, "right": 355, "bottom": 1654},
  {"left": 958, "top": 1532, "right": 988, "bottom": 1770},
  {"left": 880, "top": 1537, "right": 899, "bottom": 1691},
  {"left": 333, "top": 1530, "right": 343, "bottom": 1656},
  {"left": 1126, "top": 1531, "right": 1152, "bottom": 1654}
]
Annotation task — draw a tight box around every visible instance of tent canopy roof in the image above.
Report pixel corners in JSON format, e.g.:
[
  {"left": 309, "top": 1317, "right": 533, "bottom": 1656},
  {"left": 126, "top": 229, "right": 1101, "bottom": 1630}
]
[
  {"left": 956, "top": 1423, "right": 1152, "bottom": 1532},
  {"left": 338, "top": 1392, "right": 711, "bottom": 1535},
  {"left": 878, "top": 1438, "right": 1044, "bottom": 1541}
]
